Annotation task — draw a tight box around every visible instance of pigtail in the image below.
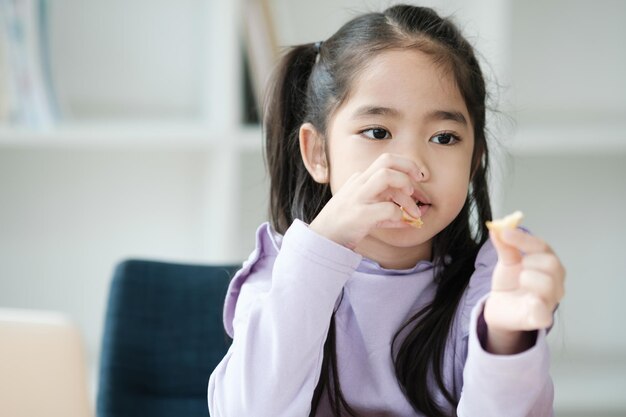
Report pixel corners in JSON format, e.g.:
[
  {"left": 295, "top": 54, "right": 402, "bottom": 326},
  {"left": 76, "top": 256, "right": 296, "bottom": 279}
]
[
  {"left": 265, "top": 43, "right": 331, "bottom": 234},
  {"left": 265, "top": 42, "right": 354, "bottom": 417}
]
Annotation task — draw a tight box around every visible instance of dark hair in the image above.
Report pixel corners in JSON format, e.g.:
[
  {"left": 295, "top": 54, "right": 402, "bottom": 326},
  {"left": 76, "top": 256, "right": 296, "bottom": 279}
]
[{"left": 264, "top": 4, "right": 492, "bottom": 417}]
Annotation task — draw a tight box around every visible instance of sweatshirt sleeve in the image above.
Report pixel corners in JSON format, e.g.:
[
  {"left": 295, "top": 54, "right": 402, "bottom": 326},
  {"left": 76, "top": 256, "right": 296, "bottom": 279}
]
[
  {"left": 456, "top": 239, "right": 554, "bottom": 417},
  {"left": 207, "top": 220, "right": 362, "bottom": 417}
]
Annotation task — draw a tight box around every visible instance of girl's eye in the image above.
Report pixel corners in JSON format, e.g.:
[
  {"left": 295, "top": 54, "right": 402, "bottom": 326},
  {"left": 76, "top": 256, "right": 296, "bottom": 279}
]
[
  {"left": 430, "top": 132, "right": 460, "bottom": 145},
  {"left": 361, "top": 128, "right": 391, "bottom": 140}
]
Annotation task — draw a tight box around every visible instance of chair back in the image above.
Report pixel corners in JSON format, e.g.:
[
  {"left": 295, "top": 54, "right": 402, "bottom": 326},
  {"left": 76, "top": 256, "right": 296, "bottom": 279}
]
[{"left": 97, "top": 259, "right": 238, "bottom": 417}]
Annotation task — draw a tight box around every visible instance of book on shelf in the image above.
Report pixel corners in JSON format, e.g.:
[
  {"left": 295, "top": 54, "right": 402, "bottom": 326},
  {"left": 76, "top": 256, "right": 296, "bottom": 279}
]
[
  {"left": 242, "top": 0, "right": 279, "bottom": 119},
  {"left": 0, "top": 0, "right": 58, "bottom": 129}
]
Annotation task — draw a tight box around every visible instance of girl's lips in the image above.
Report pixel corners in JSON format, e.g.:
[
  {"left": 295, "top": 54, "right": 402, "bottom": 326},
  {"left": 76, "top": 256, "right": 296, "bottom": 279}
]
[{"left": 417, "top": 203, "right": 430, "bottom": 216}]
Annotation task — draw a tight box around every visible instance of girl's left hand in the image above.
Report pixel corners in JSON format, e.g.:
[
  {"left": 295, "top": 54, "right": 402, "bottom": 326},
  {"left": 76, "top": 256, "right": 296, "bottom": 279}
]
[{"left": 484, "top": 228, "right": 565, "bottom": 353}]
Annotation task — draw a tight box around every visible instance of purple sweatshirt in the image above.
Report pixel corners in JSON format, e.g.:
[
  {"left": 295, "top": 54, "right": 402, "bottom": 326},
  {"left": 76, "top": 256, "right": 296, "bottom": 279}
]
[{"left": 208, "top": 220, "right": 554, "bottom": 416}]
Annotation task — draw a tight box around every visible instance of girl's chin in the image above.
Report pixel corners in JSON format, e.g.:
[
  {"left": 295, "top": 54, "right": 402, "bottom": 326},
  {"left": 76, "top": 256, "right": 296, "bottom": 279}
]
[
  {"left": 357, "top": 230, "right": 433, "bottom": 268},
  {"left": 369, "top": 227, "right": 432, "bottom": 247}
]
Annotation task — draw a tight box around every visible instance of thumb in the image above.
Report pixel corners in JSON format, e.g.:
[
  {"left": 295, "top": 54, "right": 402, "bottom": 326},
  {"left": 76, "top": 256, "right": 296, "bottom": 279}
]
[{"left": 490, "top": 229, "right": 522, "bottom": 265}]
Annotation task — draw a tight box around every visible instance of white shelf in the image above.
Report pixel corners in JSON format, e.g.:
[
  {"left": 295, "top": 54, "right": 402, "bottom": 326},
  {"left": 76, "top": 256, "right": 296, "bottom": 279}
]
[
  {"left": 510, "top": 121, "right": 626, "bottom": 156},
  {"left": 0, "top": 122, "right": 262, "bottom": 151}
]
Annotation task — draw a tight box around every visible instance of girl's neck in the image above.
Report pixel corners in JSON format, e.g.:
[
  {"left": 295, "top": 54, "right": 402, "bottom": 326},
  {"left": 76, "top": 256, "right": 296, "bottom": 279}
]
[{"left": 354, "top": 237, "right": 433, "bottom": 270}]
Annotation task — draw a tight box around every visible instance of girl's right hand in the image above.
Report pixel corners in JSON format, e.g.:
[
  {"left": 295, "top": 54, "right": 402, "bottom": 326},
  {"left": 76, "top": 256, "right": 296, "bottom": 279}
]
[{"left": 309, "top": 153, "right": 423, "bottom": 249}]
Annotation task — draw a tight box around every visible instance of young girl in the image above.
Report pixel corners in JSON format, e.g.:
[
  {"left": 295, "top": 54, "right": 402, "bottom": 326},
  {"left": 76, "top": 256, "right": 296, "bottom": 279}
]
[{"left": 208, "top": 4, "right": 565, "bottom": 417}]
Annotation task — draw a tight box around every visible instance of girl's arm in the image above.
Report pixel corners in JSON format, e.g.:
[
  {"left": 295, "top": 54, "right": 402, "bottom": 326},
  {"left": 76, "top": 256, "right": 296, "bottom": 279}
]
[
  {"left": 207, "top": 220, "right": 362, "bottom": 417},
  {"left": 458, "top": 229, "right": 564, "bottom": 417},
  {"left": 458, "top": 296, "right": 554, "bottom": 417}
]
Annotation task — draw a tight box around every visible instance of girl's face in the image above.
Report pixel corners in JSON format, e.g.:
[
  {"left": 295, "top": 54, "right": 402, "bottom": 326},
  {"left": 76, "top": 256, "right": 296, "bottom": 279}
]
[{"left": 326, "top": 49, "right": 475, "bottom": 268}]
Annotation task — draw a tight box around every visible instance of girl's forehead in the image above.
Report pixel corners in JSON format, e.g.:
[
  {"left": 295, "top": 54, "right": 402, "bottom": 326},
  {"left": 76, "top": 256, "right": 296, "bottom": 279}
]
[
  {"left": 340, "top": 49, "right": 468, "bottom": 119},
  {"left": 357, "top": 49, "right": 459, "bottom": 96}
]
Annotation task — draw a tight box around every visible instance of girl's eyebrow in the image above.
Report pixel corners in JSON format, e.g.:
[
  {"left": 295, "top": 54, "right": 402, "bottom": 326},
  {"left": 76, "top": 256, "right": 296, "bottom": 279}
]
[
  {"left": 352, "top": 105, "right": 468, "bottom": 126},
  {"left": 352, "top": 105, "right": 401, "bottom": 118},
  {"left": 425, "top": 109, "right": 468, "bottom": 125}
]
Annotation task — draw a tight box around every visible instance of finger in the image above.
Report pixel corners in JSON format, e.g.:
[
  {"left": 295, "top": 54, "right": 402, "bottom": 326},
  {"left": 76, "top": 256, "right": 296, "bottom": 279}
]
[
  {"left": 490, "top": 230, "right": 522, "bottom": 265},
  {"left": 519, "top": 270, "right": 563, "bottom": 306},
  {"left": 522, "top": 252, "right": 566, "bottom": 282},
  {"left": 501, "top": 228, "right": 552, "bottom": 255},
  {"left": 362, "top": 167, "right": 414, "bottom": 200},
  {"left": 385, "top": 190, "right": 421, "bottom": 219},
  {"left": 486, "top": 292, "right": 554, "bottom": 331},
  {"left": 364, "top": 201, "right": 407, "bottom": 228},
  {"left": 362, "top": 200, "right": 424, "bottom": 230},
  {"left": 363, "top": 153, "right": 423, "bottom": 183},
  {"left": 491, "top": 262, "right": 523, "bottom": 291},
  {"left": 376, "top": 219, "right": 411, "bottom": 229},
  {"left": 522, "top": 294, "right": 554, "bottom": 330}
]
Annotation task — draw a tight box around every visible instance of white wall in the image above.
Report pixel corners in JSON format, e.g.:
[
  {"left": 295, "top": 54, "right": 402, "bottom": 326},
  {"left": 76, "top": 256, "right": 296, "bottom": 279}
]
[
  {"left": 504, "top": 1, "right": 626, "bottom": 412},
  {"left": 500, "top": 154, "right": 626, "bottom": 413},
  {"left": 509, "top": 0, "right": 626, "bottom": 124},
  {"left": 502, "top": 154, "right": 626, "bottom": 354},
  {"left": 0, "top": 149, "right": 201, "bottom": 365}
]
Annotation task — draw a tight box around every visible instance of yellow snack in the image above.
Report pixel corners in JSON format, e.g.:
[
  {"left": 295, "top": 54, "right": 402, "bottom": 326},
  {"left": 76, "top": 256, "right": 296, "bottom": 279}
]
[
  {"left": 486, "top": 211, "right": 524, "bottom": 234},
  {"left": 400, "top": 206, "right": 423, "bottom": 229}
]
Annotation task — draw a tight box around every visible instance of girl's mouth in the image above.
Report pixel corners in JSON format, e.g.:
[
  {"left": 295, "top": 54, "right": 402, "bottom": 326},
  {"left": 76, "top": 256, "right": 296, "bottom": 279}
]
[{"left": 416, "top": 201, "right": 430, "bottom": 215}]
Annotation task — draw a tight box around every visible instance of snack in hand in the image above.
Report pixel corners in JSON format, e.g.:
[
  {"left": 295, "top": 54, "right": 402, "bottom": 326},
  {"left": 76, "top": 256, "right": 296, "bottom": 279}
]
[
  {"left": 486, "top": 211, "right": 524, "bottom": 235},
  {"left": 400, "top": 206, "right": 423, "bottom": 229}
]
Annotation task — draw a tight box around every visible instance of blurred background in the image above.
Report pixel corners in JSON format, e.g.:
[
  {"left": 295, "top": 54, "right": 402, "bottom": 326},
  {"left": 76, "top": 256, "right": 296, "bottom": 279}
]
[{"left": 0, "top": 0, "right": 624, "bottom": 416}]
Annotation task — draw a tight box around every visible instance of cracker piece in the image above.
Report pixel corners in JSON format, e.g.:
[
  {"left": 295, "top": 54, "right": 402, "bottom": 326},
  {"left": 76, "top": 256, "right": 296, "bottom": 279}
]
[{"left": 400, "top": 206, "right": 424, "bottom": 229}]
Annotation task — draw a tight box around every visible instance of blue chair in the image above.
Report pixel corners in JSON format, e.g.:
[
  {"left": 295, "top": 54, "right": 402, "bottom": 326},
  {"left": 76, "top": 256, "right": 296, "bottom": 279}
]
[{"left": 97, "top": 259, "right": 239, "bottom": 417}]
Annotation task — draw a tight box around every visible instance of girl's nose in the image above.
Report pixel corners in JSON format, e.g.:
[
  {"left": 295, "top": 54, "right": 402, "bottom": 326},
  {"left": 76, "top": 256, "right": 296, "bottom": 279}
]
[
  {"left": 416, "top": 166, "right": 427, "bottom": 181},
  {"left": 415, "top": 163, "right": 429, "bottom": 182},
  {"left": 397, "top": 141, "right": 429, "bottom": 181}
]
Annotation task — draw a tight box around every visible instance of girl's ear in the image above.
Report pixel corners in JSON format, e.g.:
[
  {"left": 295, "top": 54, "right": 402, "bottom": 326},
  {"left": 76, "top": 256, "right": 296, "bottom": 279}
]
[{"left": 299, "top": 122, "right": 329, "bottom": 184}]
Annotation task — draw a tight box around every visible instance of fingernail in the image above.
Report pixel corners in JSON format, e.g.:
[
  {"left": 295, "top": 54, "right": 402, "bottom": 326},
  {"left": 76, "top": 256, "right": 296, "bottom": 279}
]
[{"left": 401, "top": 205, "right": 420, "bottom": 220}]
